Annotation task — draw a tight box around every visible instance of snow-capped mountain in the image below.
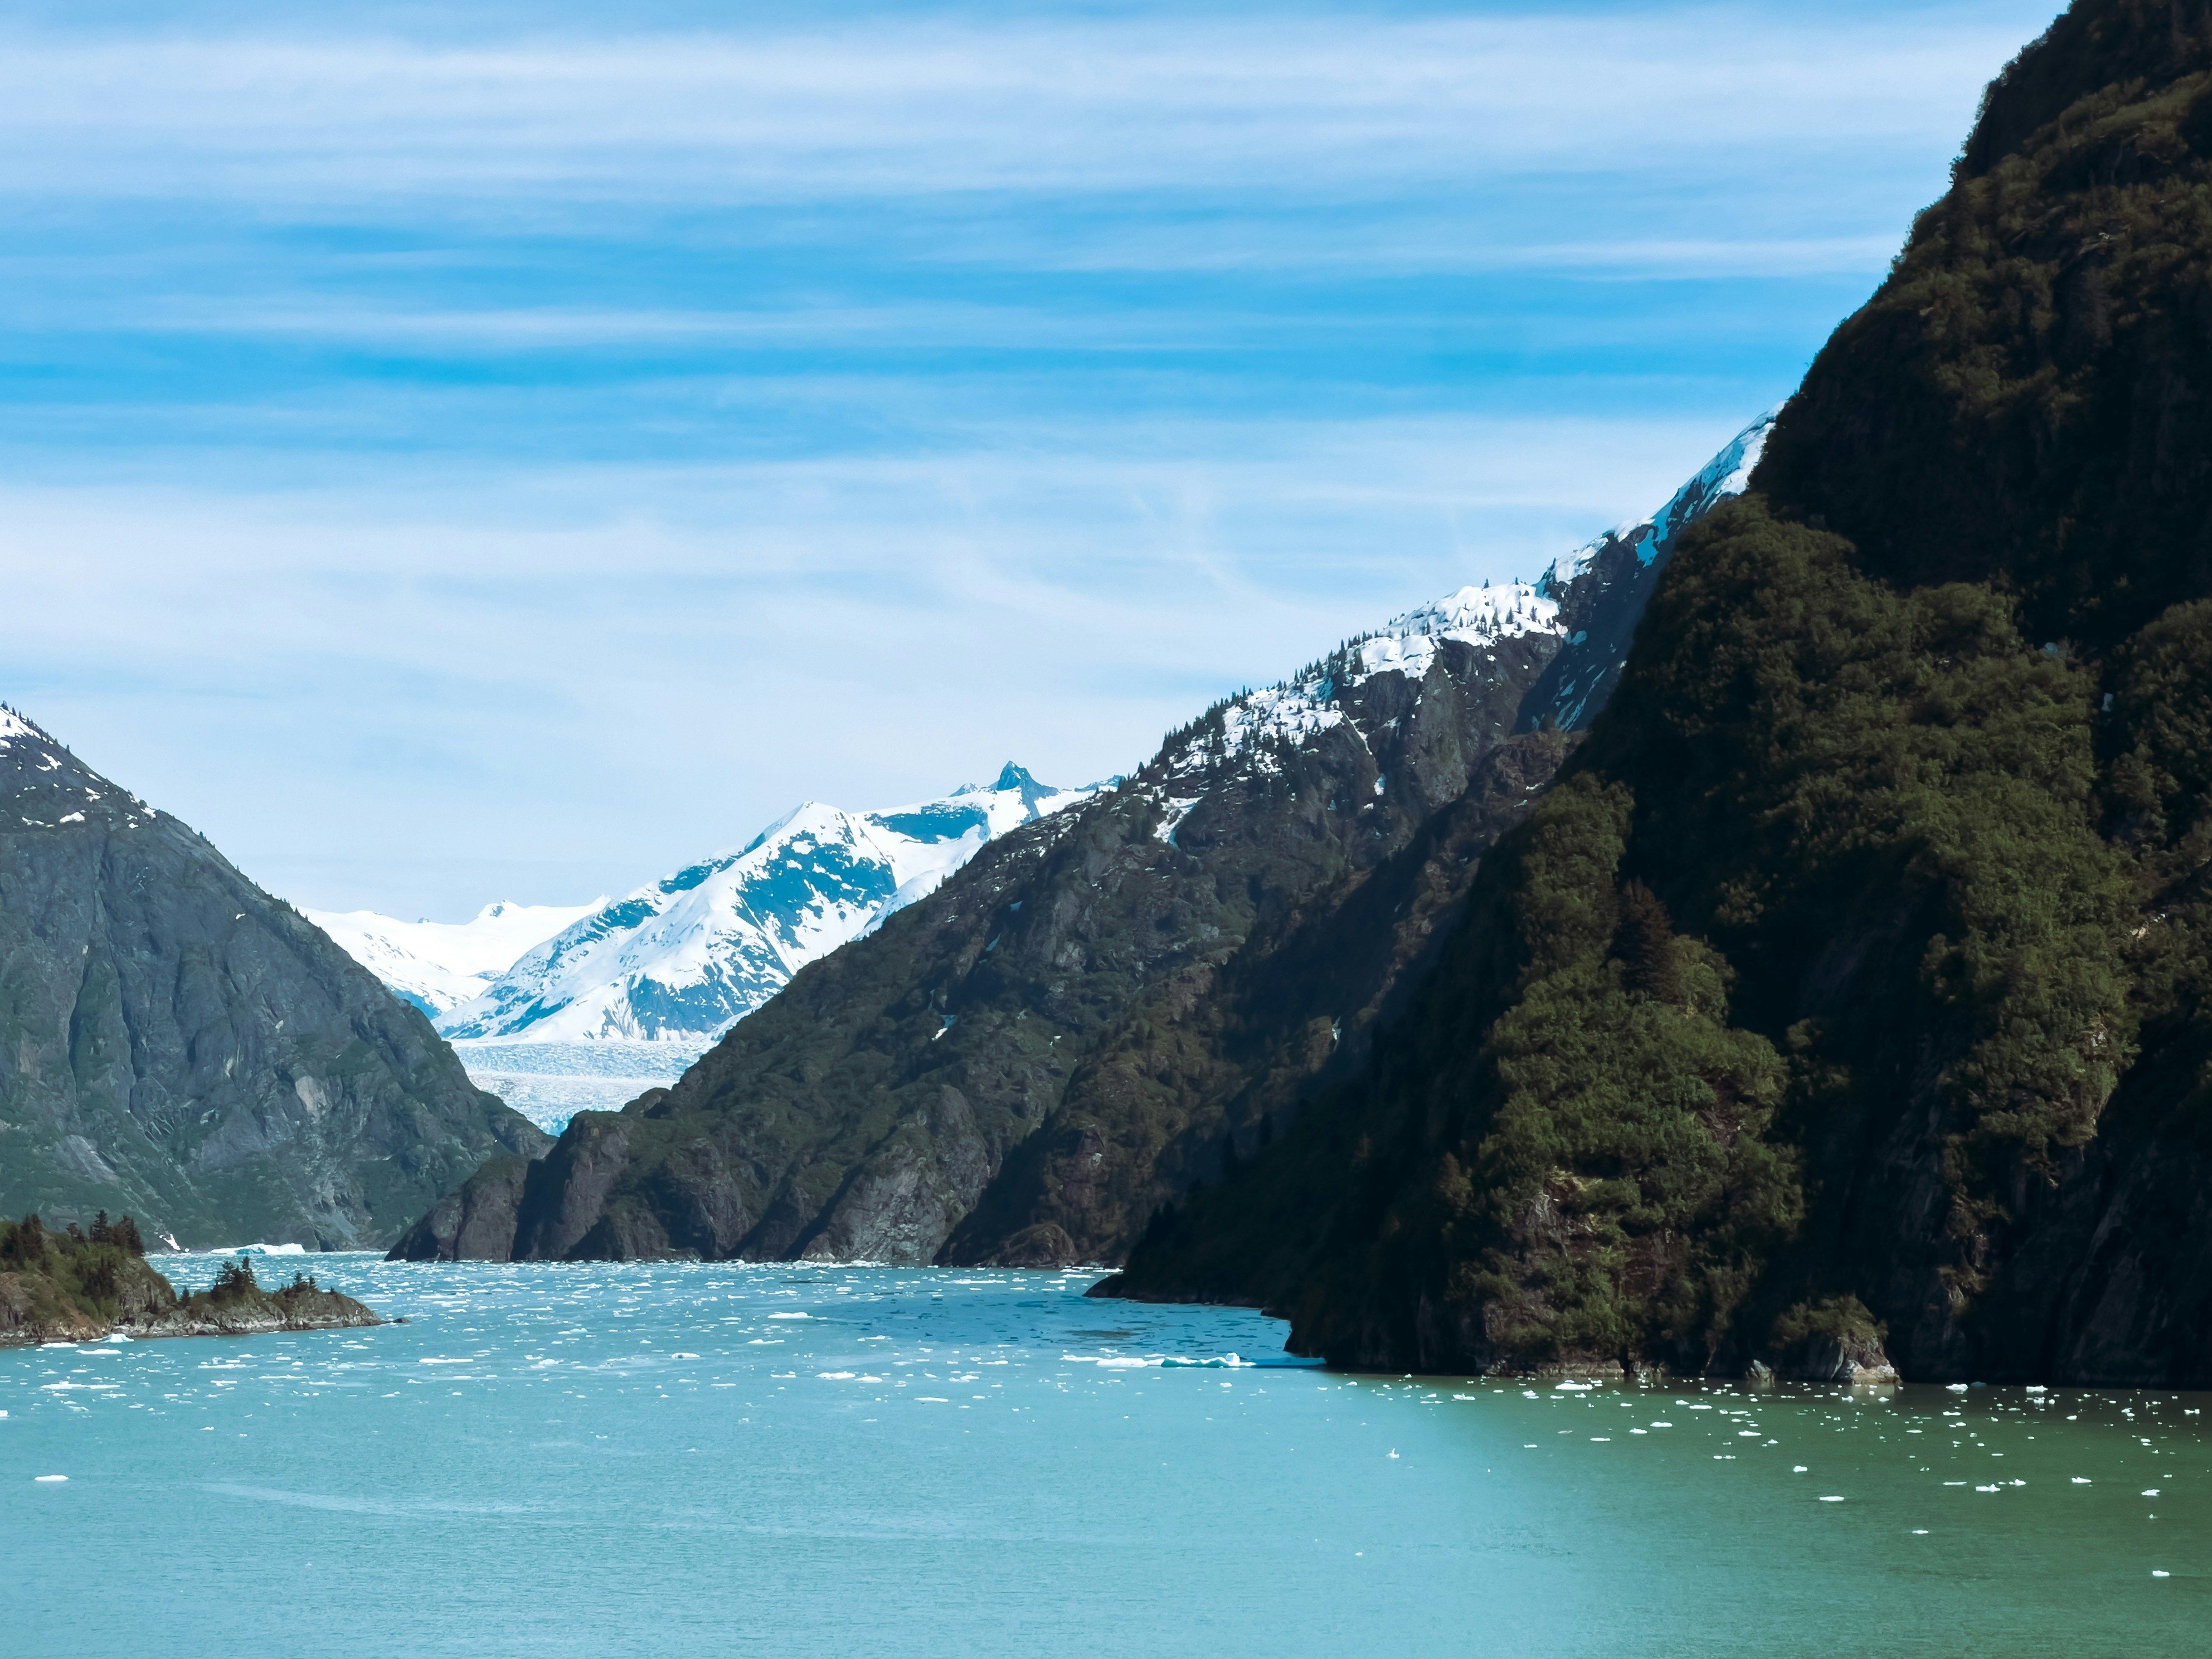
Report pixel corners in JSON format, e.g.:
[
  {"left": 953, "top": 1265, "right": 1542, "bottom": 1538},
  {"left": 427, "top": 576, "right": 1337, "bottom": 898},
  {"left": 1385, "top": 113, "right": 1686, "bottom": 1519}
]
[
  {"left": 1524, "top": 410, "right": 1775, "bottom": 730},
  {"left": 1156, "top": 577, "right": 1567, "bottom": 790},
  {"left": 399, "top": 416, "right": 1786, "bottom": 1262},
  {"left": 439, "top": 764, "right": 1098, "bottom": 1049},
  {"left": 1146, "top": 412, "right": 1775, "bottom": 788},
  {"left": 304, "top": 899, "right": 604, "bottom": 1016}
]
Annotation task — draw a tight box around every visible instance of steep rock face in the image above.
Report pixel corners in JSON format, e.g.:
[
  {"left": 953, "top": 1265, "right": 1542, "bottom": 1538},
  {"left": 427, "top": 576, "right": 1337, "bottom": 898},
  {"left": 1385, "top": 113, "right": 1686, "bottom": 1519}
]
[
  {"left": 936, "top": 729, "right": 1570, "bottom": 1267},
  {"left": 1108, "top": 0, "right": 2212, "bottom": 1388},
  {"left": 393, "top": 421, "right": 1768, "bottom": 1266},
  {"left": 0, "top": 709, "right": 548, "bottom": 1248}
]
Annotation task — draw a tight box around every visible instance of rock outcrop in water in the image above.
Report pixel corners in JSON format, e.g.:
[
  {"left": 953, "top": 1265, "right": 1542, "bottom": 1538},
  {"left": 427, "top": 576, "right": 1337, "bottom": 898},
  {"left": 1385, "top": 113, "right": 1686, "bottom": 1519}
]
[
  {"left": 1102, "top": 0, "right": 2212, "bottom": 1388},
  {"left": 0, "top": 707, "right": 550, "bottom": 1248},
  {"left": 391, "top": 422, "right": 1767, "bottom": 1268},
  {"left": 0, "top": 1214, "right": 380, "bottom": 1345}
]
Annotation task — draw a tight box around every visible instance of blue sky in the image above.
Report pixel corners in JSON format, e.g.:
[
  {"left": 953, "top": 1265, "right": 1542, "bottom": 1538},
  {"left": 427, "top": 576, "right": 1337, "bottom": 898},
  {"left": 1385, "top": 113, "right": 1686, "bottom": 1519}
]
[{"left": 0, "top": 0, "right": 2063, "bottom": 918}]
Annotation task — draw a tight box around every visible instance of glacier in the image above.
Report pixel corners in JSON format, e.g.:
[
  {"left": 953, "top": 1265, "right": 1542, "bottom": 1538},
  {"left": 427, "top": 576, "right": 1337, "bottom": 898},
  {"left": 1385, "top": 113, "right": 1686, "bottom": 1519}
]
[
  {"left": 341, "top": 765, "right": 1096, "bottom": 1126},
  {"left": 317, "top": 416, "right": 1770, "bottom": 1133},
  {"left": 303, "top": 899, "right": 605, "bottom": 1018}
]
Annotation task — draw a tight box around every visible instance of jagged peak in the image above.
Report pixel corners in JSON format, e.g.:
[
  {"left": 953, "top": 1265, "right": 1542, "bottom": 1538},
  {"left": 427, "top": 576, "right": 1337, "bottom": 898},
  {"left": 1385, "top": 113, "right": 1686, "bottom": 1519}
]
[
  {"left": 1537, "top": 410, "right": 1778, "bottom": 598},
  {"left": 951, "top": 762, "right": 1056, "bottom": 799}
]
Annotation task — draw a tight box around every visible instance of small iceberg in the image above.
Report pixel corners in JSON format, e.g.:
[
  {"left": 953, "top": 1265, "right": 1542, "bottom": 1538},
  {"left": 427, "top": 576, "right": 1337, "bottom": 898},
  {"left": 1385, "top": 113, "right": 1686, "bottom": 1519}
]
[{"left": 1060, "top": 1351, "right": 1256, "bottom": 1369}]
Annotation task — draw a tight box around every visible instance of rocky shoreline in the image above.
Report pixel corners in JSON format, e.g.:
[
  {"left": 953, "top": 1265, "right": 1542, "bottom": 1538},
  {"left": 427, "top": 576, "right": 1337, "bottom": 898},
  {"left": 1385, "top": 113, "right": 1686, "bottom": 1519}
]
[{"left": 0, "top": 1215, "right": 382, "bottom": 1347}]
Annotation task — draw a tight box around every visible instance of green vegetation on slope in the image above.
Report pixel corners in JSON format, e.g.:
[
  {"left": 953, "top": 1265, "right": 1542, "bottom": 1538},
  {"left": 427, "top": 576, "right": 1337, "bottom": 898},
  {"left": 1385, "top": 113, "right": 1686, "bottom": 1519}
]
[
  {"left": 1110, "top": 0, "right": 2212, "bottom": 1385},
  {"left": 0, "top": 1213, "right": 381, "bottom": 1345},
  {"left": 0, "top": 1211, "right": 162, "bottom": 1340}
]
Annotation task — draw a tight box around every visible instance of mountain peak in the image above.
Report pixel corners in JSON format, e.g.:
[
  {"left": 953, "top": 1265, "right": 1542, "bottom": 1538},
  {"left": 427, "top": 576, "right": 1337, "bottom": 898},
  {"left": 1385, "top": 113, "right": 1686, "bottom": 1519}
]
[
  {"left": 424, "top": 767, "right": 1103, "bottom": 1058},
  {"left": 951, "top": 762, "right": 1047, "bottom": 798}
]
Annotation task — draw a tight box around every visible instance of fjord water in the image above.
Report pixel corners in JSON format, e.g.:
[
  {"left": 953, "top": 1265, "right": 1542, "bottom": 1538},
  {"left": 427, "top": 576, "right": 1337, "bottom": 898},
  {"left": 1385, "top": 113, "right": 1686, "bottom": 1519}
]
[{"left": 3, "top": 1260, "right": 2205, "bottom": 1657}]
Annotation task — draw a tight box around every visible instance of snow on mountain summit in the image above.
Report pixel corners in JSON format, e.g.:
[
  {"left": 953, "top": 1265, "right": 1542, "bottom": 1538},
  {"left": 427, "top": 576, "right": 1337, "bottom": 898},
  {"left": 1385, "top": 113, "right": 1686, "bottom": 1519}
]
[
  {"left": 305, "top": 898, "right": 606, "bottom": 1017},
  {"left": 1156, "top": 414, "right": 1772, "bottom": 793},
  {"left": 1352, "top": 582, "right": 1563, "bottom": 684},
  {"left": 1537, "top": 411, "right": 1775, "bottom": 597},
  {"left": 1166, "top": 577, "right": 1564, "bottom": 781},
  {"left": 437, "top": 766, "right": 1098, "bottom": 1050}
]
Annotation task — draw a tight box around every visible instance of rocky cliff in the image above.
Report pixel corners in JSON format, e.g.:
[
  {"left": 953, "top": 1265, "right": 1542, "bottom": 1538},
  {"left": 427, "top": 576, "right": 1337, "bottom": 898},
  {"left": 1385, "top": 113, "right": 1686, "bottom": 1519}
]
[
  {"left": 391, "top": 421, "right": 1769, "bottom": 1266},
  {"left": 1105, "top": 0, "right": 2212, "bottom": 1388},
  {"left": 0, "top": 708, "right": 549, "bottom": 1248}
]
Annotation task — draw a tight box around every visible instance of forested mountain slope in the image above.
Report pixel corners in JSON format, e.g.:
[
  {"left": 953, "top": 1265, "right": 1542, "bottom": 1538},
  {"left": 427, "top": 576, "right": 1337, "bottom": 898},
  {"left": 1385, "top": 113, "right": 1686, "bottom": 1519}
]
[
  {"left": 1106, "top": 0, "right": 2212, "bottom": 1387},
  {"left": 391, "top": 420, "right": 1769, "bottom": 1264},
  {"left": 0, "top": 708, "right": 548, "bottom": 1248}
]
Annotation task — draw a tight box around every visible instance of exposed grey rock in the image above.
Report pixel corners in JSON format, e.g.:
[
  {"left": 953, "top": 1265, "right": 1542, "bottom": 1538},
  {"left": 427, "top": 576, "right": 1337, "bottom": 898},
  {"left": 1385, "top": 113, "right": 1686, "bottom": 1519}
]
[{"left": 0, "top": 707, "right": 548, "bottom": 1248}]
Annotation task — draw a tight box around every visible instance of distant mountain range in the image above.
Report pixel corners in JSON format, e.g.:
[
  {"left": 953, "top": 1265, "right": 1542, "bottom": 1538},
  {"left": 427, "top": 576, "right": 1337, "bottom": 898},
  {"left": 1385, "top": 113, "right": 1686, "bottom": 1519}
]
[
  {"left": 437, "top": 763, "right": 1097, "bottom": 1048},
  {"left": 389, "top": 413, "right": 1771, "bottom": 1266},
  {"left": 313, "top": 766, "right": 1101, "bottom": 1127}
]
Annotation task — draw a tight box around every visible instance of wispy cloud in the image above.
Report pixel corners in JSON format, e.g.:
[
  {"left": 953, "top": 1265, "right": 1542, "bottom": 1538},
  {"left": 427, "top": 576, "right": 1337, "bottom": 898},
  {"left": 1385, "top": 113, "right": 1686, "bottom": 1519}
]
[
  {"left": 0, "top": 1, "right": 2065, "bottom": 914},
  {"left": 0, "top": 11, "right": 2030, "bottom": 205},
  {"left": 0, "top": 408, "right": 1734, "bottom": 899}
]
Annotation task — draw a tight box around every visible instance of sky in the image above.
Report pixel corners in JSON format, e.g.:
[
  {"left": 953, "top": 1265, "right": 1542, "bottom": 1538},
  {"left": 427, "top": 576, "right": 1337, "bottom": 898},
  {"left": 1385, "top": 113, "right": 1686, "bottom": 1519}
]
[{"left": 0, "top": 0, "right": 2066, "bottom": 920}]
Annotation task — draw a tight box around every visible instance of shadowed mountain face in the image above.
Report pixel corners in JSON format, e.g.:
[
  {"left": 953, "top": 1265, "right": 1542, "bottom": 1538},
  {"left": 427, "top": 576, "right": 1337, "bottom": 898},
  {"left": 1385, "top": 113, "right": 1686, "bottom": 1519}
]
[
  {"left": 390, "top": 420, "right": 1769, "bottom": 1267},
  {"left": 1107, "top": 0, "right": 2212, "bottom": 1388},
  {"left": 0, "top": 709, "right": 548, "bottom": 1248}
]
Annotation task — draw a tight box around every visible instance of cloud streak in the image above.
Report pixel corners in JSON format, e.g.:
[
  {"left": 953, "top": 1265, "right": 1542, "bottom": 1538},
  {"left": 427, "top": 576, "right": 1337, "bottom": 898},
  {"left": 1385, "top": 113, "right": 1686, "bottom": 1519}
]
[
  {"left": 0, "top": 1, "right": 2067, "bottom": 916},
  {"left": 0, "top": 11, "right": 2034, "bottom": 206}
]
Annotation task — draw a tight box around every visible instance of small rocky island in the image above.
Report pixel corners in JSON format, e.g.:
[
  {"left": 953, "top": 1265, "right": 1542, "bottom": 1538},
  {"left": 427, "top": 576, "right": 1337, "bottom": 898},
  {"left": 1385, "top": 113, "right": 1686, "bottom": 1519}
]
[{"left": 0, "top": 1213, "right": 382, "bottom": 1346}]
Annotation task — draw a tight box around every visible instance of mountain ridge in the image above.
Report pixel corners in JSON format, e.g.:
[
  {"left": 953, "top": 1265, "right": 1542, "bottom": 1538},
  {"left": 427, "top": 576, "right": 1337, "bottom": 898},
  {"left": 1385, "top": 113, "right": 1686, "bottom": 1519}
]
[
  {"left": 1101, "top": 0, "right": 2212, "bottom": 1388},
  {"left": 389, "top": 414, "right": 1773, "bottom": 1266},
  {"left": 0, "top": 705, "right": 548, "bottom": 1248},
  {"left": 436, "top": 763, "right": 1100, "bottom": 1049}
]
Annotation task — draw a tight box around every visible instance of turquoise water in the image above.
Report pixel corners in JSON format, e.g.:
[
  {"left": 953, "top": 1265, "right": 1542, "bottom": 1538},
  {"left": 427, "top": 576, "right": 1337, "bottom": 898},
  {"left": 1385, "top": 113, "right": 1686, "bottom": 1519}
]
[{"left": 3, "top": 1257, "right": 2208, "bottom": 1657}]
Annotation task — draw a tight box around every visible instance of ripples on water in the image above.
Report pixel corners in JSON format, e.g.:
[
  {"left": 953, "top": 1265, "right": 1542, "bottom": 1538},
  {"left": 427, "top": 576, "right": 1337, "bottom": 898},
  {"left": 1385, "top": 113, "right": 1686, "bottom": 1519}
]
[{"left": 3, "top": 1256, "right": 2206, "bottom": 1656}]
